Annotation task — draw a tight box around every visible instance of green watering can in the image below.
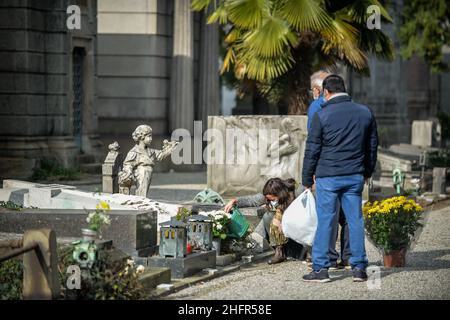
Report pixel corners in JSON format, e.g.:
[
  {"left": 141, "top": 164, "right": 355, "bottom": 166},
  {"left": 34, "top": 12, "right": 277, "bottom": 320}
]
[{"left": 227, "top": 206, "right": 250, "bottom": 239}]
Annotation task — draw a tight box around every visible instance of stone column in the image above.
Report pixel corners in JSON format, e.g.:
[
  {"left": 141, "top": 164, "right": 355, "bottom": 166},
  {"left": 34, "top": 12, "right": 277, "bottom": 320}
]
[
  {"left": 170, "top": 0, "right": 195, "bottom": 133},
  {"left": 198, "top": 5, "right": 220, "bottom": 130}
]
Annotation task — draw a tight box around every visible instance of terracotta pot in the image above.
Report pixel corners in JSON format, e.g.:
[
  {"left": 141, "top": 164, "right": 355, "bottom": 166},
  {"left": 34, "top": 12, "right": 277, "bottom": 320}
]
[{"left": 383, "top": 249, "right": 406, "bottom": 267}]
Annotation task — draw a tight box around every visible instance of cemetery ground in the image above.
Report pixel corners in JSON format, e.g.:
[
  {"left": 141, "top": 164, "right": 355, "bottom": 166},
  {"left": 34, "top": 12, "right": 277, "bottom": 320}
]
[
  {"left": 164, "top": 201, "right": 450, "bottom": 300},
  {"left": 1, "top": 171, "right": 450, "bottom": 300}
]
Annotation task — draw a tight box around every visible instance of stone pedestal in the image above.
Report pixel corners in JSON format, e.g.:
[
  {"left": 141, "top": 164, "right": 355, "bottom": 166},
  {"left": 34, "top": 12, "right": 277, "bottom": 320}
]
[
  {"left": 102, "top": 143, "right": 123, "bottom": 194},
  {"left": 432, "top": 167, "right": 447, "bottom": 195},
  {"left": 147, "top": 250, "right": 216, "bottom": 279}
]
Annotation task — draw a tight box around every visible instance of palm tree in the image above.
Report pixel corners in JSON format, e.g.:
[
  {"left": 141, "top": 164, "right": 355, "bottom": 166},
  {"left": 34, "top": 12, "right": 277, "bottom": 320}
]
[{"left": 192, "top": 0, "right": 394, "bottom": 114}]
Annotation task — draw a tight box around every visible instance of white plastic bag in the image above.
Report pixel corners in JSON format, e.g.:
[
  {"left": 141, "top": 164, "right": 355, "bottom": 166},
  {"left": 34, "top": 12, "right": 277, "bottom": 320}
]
[{"left": 281, "top": 189, "right": 318, "bottom": 246}]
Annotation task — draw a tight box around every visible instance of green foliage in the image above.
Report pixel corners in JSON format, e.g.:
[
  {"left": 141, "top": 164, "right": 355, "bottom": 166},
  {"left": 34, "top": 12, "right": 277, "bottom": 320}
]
[
  {"left": 363, "top": 196, "right": 423, "bottom": 253},
  {"left": 192, "top": 0, "right": 394, "bottom": 80},
  {"left": 428, "top": 149, "right": 450, "bottom": 167},
  {"left": 0, "top": 244, "right": 149, "bottom": 300},
  {"left": 437, "top": 111, "right": 450, "bottom": 145},
  {"left": 221, "top": 230, "right": 253, "bottom": 254},
  {"left": 208, "top": 212, "right": 231, "bottom": 240},
  {"left": 175, "top": 207, "right": 192, "bottom": 222},
  {"left": 0, "top": 259, "right": 23, "bottom": 300},
  {"left": 59, "top": 245, "right": 148, "bottom": 300},
  {"left": 31, "top": 158, "right": 81, "bottom": 181},
  {"left": 0, "top": 201, "right": 22, "bottom": 211},
  {"left": 86, "top": 201, "right": 111, "bottom": 232},
  {"left": 398, "top": 0, "right": 450, "bottom": 73},
  {"left": 192, "top": 0, "right": 394, "bottom": 113}
]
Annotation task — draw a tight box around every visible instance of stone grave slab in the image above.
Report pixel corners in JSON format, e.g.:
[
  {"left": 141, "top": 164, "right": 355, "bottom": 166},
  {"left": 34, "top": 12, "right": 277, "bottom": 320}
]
[{"left": 147, "top": 250, "right": 216, "bottom": 279}]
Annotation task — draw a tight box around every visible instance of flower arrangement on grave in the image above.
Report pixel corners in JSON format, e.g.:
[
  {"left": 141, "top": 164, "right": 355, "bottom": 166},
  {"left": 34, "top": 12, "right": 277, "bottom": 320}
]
[
  {"left": 204, "top": 210, "right": 232, "bottom": 240},
  {"left": 363, "top": 196, "right": 423, "bottom": 267},
  {"left": 83, "top": 201, "right": 111, "bottom": 240},
  {"left": 175, "top": 206, "right": 192, "bottom": 222}
]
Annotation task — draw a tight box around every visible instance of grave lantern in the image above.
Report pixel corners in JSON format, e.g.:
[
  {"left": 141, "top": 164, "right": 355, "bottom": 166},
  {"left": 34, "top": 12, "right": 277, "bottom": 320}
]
[
  {"left": 159, "top": 219, "right": 187, "bottom": 258},
  {"left": 187, "top": 214, "right": 213, "bottom": 251}
]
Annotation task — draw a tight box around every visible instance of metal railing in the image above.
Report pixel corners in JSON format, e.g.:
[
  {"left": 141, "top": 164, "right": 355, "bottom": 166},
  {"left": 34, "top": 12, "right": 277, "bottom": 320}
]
[{"left": 0, "top": 229, "right": 60, "bottom": 300}]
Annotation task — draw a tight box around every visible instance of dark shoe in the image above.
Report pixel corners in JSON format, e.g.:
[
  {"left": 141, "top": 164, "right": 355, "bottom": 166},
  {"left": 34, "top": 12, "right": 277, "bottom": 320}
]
[
  {"left": 352, "top": 268, "right": 368, "bottom": 282},
  {"left": 302, "top": 269, "right": 331, "bottom": 283},
  {"left": 338, "top": 260, "right": 351, "bottom": 270},
  {"left": 268, "top": 246, "right": 286, "bottom": 265},
  {"left": 329, "top": 261, "right": 339, "bottom": 271}
]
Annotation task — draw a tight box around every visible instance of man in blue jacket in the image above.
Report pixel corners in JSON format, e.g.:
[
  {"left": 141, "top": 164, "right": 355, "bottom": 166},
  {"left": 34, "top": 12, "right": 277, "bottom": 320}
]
[
  {"left": 307, "top": 71, "right": 352, "bottom": 271},
  {"left": 302, "top": 74, "right": 378, "bottom": 283}
]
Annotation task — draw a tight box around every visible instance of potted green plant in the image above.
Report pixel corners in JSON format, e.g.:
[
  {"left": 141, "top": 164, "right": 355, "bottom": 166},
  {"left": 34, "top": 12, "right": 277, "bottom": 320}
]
[
  {"left": 363, "top": 196, "right": 423, "bottom": 267},
  {"left": 84, "top": 201, "right": 111, "bottom": 241},
  {"left": 205, "top": 210, "right": 231, "bottom": 255}
]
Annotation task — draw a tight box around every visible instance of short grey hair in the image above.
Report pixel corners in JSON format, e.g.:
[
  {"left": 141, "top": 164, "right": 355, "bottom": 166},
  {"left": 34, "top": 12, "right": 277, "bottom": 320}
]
[{"left": 310, "top": 70, "right": 330, "bottom": 89}]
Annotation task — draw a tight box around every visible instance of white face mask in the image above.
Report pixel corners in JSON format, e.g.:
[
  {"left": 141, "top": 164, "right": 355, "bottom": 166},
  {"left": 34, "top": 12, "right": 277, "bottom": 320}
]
[{"left": 270, "top": 200, "right": 278, "bottom": 207}]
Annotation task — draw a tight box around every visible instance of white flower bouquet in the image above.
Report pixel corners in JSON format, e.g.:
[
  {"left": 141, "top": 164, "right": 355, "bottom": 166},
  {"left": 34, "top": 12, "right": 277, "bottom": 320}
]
[{"left": 200, "top": 210, "right": 231, "bottom": 240}]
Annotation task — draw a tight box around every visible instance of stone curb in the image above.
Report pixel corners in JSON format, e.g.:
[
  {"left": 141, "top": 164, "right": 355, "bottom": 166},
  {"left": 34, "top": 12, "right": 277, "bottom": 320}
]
[{"left": 148, "top": 250, "right": 274, "bottom": 299}]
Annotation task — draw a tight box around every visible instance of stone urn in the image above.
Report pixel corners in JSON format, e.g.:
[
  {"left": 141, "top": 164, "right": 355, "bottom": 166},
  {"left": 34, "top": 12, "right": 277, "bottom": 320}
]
[
  {"left": 383, "top": 249, "right": 406, "bottom": 267},
  {"left": 81, "top": 228, "right": 98, "bottom": 242},
  {"left": 212, "top": 238, "right": 221, "bottom": 256}
]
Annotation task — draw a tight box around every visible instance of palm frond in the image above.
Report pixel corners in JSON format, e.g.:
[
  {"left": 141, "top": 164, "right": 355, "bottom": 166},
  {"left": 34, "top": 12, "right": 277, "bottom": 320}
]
[
  {"left": 191, "top": 0, "right": 213, "bottom": 11},
  {"left": 277, "top": 0, "right": 333, "bottom": 31},
  {"left": 321, "top": 17, "right": 368, "bottom": 70},
  {"left": 237, "top": 49, "right": 295, "bottom": 80},
  {"left": 207, "top": 3, "right": 229, "bottom": 24},
  {"left": 242, "top": 15, "right": 298, "bottom": 58},
  {"left": 346, "top": 0, "right": 393, "bottom": 24},
  {"left": 221, "top": 47, "right": 236, "bottom": 74},
  {"left": 225, "top": 0, "right": 271, "bottom": 29},
  {"left": 358, "top": 27, "right": 394, "bottom": 61},
  {"left": 224, "top": 27, "right": 243, "bottom": 44}
]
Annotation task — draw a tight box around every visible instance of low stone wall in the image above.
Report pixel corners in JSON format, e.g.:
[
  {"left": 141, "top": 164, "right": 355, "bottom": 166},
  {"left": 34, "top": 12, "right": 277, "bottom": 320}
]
[{"left": 0, "top": 208, "right": 157, "bottom": 257}]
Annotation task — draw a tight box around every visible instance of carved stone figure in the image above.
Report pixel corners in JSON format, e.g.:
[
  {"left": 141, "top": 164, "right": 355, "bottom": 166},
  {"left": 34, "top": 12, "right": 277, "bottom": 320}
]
[
  {"left": 262, "top": 117, "right": 300, "bottom": 180},
  {"left": 118, "top": 125, "right": 179, "bottom": 197},
  {"left": 207, "top": 116, "right": 308, "bottom": 197}
]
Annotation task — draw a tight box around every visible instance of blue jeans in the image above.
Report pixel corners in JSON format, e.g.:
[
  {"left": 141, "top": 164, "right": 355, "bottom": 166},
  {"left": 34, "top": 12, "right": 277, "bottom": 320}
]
[
  {"left": 312, "top": 174, "right": 368, "bottom": 271},
  {"left": 329, "top": 205, "right": 352, "bottom": 264}
]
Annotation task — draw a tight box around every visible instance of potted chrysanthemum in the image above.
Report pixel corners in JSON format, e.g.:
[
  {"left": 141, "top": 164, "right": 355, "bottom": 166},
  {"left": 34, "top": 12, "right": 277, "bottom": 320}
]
[
  {"left": 363, "top": 196, "right": 423, "bottom": 267},
  {"left": 204, "top": 210, "right": 231, "bottom": 255},
  {"left": 83, "top": 201, "right": 111, "bottom": 241}
]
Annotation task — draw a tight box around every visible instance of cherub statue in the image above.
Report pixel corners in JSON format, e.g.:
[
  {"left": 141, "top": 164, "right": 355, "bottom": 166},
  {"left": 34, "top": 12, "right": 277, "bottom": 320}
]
[{"left": 118, "top": 125, "right": 179, "bottom": 197}]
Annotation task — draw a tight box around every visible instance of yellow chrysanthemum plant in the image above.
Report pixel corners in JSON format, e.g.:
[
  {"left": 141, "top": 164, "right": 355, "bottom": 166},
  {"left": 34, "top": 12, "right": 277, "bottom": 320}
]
[{"left": 363, "top": 196, "right": 423, "bottom": 254}]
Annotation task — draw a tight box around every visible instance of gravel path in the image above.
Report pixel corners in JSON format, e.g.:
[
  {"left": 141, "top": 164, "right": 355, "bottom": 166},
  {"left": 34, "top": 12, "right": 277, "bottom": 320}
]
[{"left": 165, "top": 206, "right": 450, "bottom": 300}]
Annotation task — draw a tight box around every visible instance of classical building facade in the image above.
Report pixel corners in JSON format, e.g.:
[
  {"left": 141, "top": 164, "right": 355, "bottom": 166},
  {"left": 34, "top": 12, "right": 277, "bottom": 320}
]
[
  {"left": 0, "top": 0, "right": 101, "bottom": 179},
  {"left": 0, "top": 0, "right": 220, "bottom": 179},
  {"left": 96, "top": 0, "right": 219, "bottom": 159}
]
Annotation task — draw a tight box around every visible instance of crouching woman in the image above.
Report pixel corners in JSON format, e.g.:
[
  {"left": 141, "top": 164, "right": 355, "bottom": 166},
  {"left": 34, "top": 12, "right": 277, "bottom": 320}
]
[{"left": 225, "top": 178, "right": 307, "bottom": 264}]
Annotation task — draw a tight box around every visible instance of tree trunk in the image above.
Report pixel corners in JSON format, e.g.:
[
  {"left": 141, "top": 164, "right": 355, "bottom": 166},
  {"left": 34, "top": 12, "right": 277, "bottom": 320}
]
[{"left": 285, "top": 34, "right": 316, "bottom": 115}]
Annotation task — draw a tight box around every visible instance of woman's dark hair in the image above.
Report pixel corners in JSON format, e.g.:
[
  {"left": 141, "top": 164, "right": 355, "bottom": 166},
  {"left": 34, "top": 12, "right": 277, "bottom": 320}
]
[{"left": 262, "top": 177, "right": 297, "bottom": 212}]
